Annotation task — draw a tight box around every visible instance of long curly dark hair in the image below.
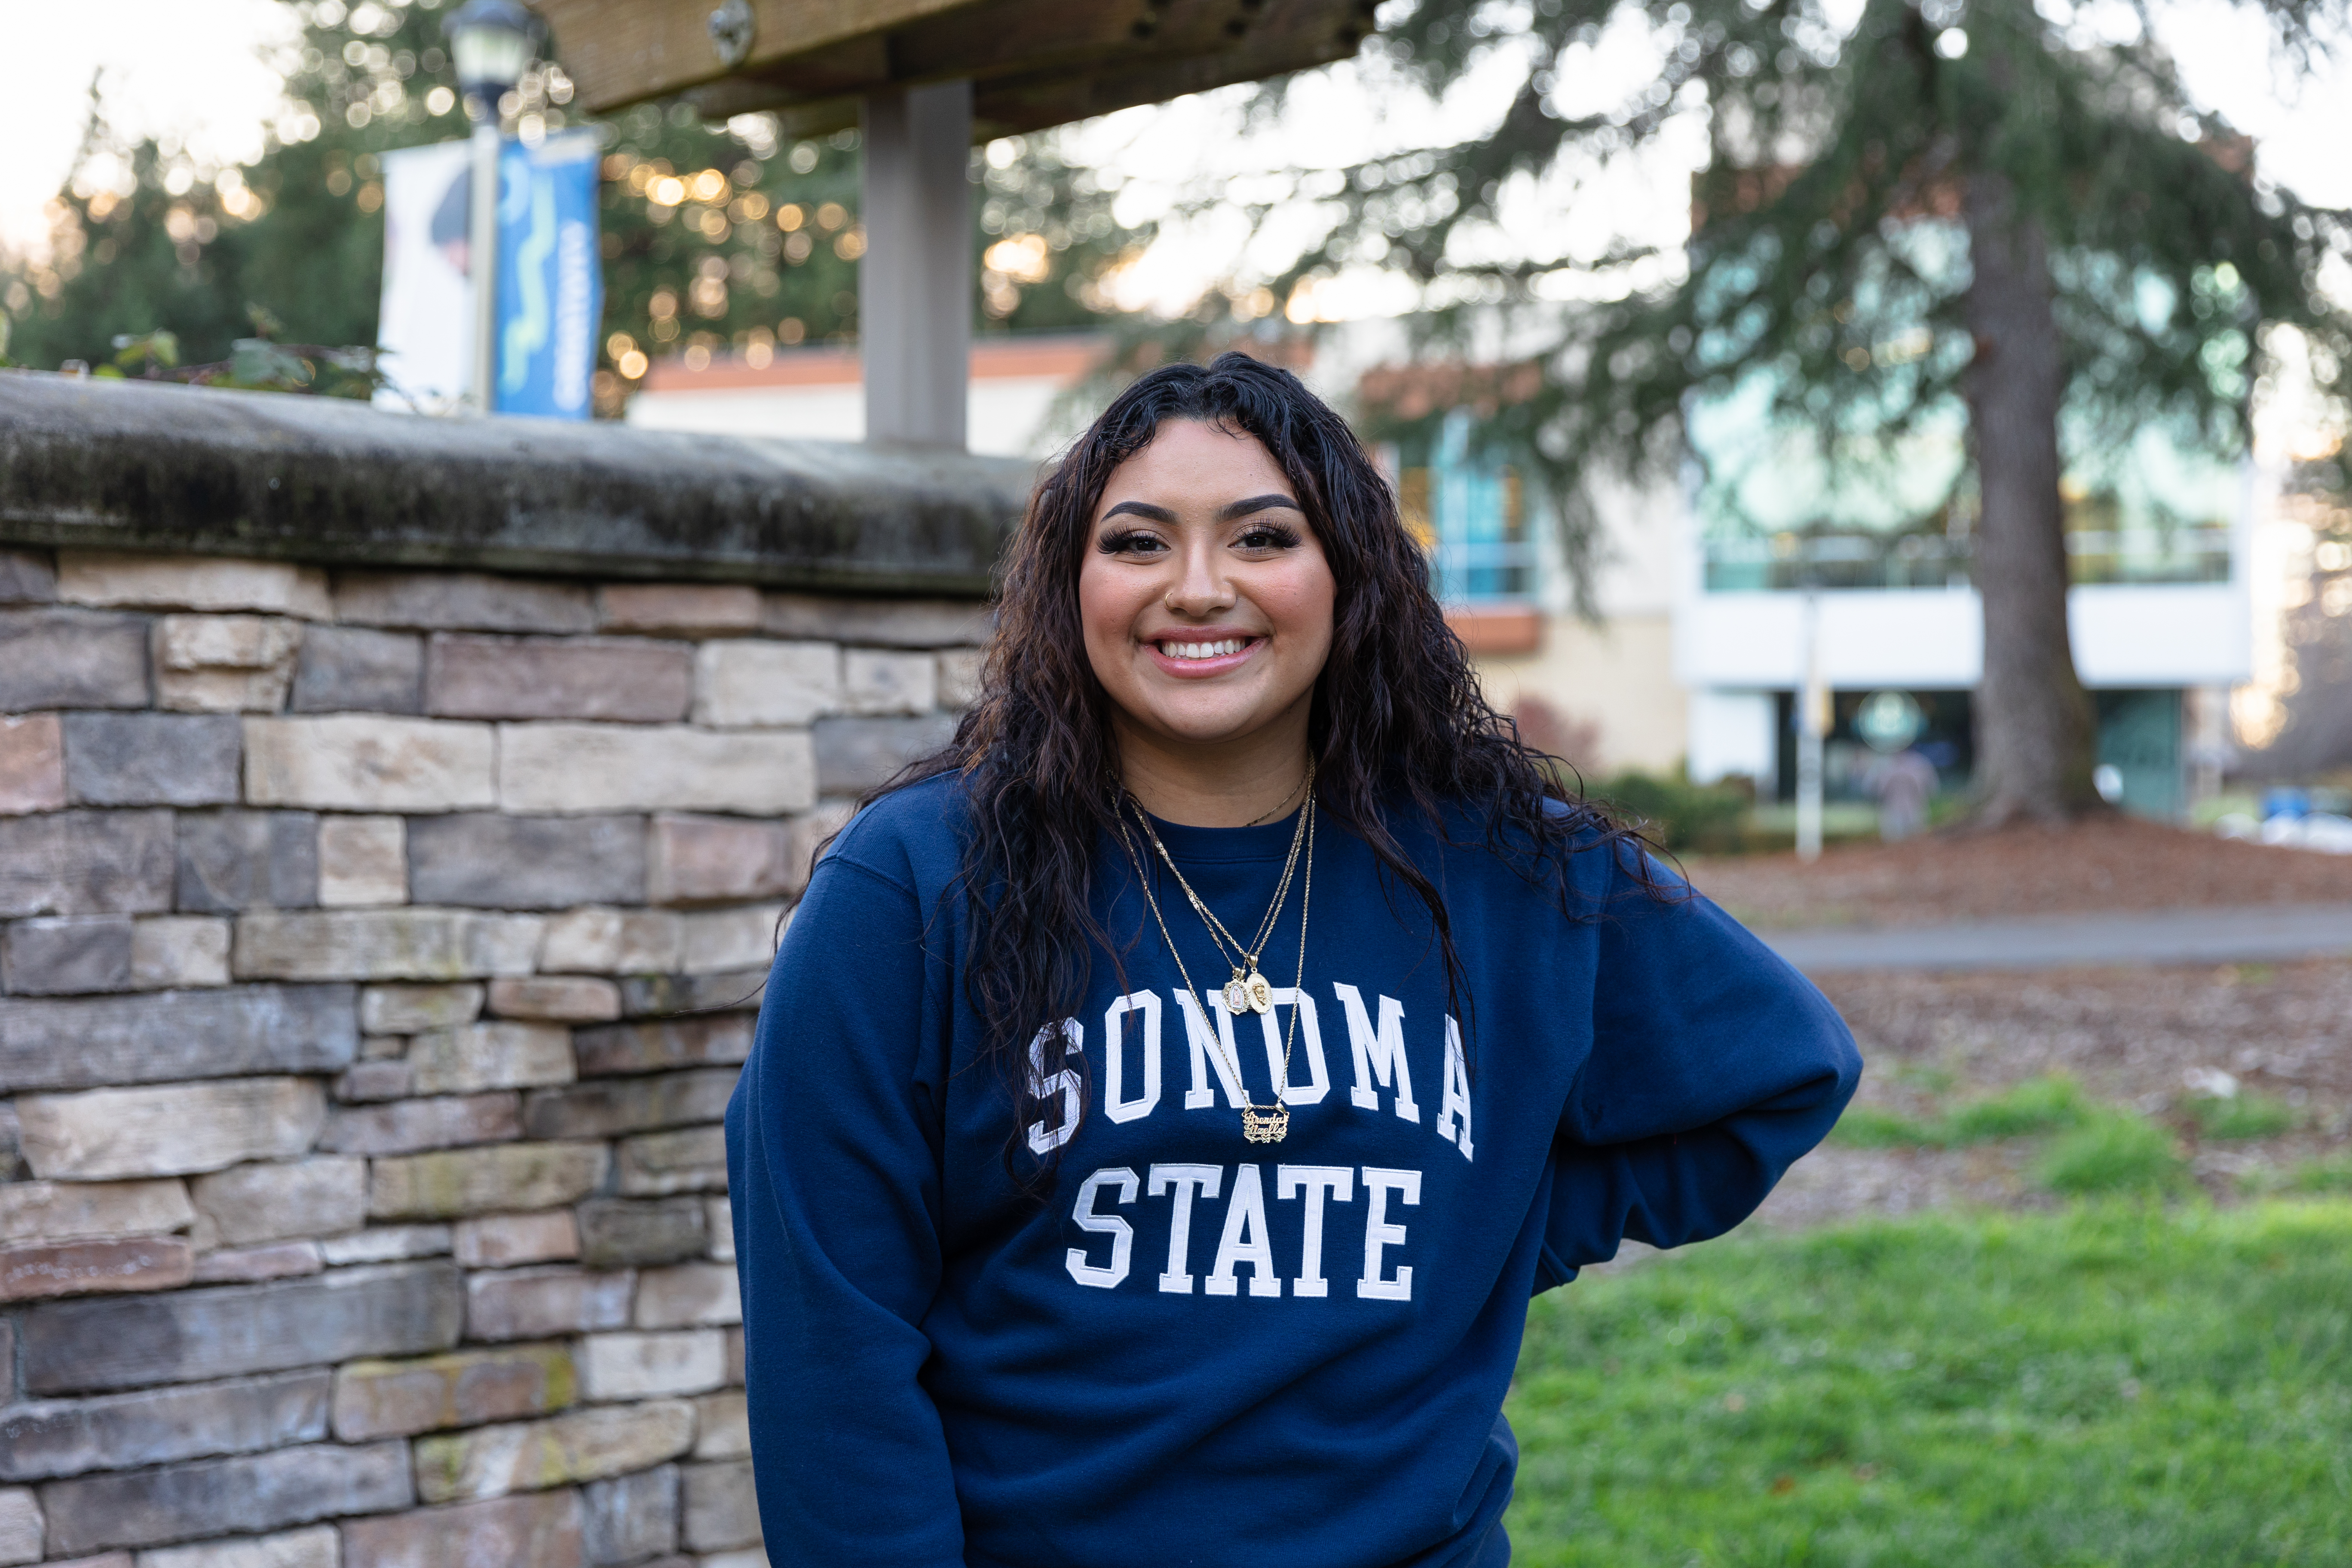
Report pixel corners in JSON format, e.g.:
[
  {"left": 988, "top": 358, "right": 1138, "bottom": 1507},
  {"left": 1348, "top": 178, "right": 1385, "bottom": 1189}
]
[{"left": 870, "top": 352, "right": 1651, "bottom": 1158}]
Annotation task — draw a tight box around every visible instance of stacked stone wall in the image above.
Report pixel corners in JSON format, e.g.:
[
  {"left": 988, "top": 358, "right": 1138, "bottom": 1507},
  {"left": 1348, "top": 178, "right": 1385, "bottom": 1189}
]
[{"left": 0, "top": 545, "right": 988, "bottom": 1567}]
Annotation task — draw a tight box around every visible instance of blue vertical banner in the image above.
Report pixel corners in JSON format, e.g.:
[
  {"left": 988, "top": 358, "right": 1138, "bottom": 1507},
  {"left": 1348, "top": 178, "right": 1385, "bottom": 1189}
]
[{"left": 495, "top": 130, "right": 602, "bottom": 418}]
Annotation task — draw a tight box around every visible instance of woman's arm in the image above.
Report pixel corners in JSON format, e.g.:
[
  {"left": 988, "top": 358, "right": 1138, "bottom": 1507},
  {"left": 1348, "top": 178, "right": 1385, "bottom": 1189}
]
[
  {"left": 1537, "top": 855, "right": 1862, "bottom": 1283},
  {"left": 725, "top": 855, "right": 967, "bottom": 1566}
]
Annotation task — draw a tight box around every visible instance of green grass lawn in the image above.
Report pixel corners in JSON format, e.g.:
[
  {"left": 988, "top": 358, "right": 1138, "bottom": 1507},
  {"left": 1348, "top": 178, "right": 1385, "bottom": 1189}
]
[{"left": 1504, "top": 1201, "right": 2352, "bottom": 1566}]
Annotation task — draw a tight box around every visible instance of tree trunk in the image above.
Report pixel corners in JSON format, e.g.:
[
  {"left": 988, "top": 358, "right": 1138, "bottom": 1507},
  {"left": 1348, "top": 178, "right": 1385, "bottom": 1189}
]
[{"left": 1961, "top": 167, "right": 2101, "bottom": 824}]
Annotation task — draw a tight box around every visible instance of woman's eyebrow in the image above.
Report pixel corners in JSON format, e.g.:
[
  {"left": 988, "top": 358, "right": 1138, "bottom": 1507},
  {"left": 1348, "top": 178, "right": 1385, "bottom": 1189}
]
[
  {"left": 1219, "top": 493, "right": 1302, "bottom": 521},
  {"left": 1101, "top": 500, "right": 1176, "bottom": 523}
]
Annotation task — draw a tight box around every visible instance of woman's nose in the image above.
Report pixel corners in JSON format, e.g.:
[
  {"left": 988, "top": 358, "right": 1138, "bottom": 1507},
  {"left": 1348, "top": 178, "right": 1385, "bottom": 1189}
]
[{"left": 1162, "top": 539, "right": 1236, "bottom": 617}]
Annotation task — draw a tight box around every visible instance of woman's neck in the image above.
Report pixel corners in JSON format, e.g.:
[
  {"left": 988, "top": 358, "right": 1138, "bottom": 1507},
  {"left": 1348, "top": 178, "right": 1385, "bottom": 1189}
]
[{"left": 1113, "top": 711, "right": 1312, "bottom": 829}]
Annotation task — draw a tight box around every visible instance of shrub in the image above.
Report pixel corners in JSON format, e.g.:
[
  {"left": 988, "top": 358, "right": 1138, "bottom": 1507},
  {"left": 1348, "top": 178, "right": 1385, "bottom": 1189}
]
[{"left": 1584, "top": 769, "right": 1749, "bottom": 851}]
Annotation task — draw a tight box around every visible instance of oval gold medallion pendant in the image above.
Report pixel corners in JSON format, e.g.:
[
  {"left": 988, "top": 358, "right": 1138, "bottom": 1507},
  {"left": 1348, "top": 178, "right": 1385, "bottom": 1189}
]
[
  {"left": 1222, "top": 977, "right": 1250, "bottom": 1014},
  {"left": 1244, "top": 971, "right": 1274, "bottom": 1014},
  {"left": 1241, "top": 1103, "right": 1289, "bottom": 1143}
]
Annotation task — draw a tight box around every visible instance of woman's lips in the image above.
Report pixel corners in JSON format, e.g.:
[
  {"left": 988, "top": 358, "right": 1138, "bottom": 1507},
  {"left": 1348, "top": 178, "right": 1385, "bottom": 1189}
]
[{"left": 1145, "top": 634, "right": 1263, "bottom": 678}]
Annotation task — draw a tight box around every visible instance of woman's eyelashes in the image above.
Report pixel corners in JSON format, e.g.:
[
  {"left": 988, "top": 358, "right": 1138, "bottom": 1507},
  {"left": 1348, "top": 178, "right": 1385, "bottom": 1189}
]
[
  {"left": 1093, "top": 518, "right": 1303, "bottom": 556},
  {"left": 1096, "top": 527, "right": 1169, "bottom": 557},
  {"left": 1236, "top": 522, "right": 1303, "bottom": 551}
]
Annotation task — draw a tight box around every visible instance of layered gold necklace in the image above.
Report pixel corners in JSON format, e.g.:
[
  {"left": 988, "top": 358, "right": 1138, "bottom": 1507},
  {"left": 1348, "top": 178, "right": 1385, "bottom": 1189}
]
[{"left": 1118, "top": 762, "right": 1316, "bottom": 1144}]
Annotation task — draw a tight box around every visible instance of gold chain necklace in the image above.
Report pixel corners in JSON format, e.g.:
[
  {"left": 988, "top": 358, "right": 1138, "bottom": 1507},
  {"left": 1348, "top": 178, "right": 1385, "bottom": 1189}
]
[
  {"left": 1130, "top": 763, "right": 1310, "bottom": 1017},
  {"left": 1118, "top": 780, "right": 1316, "bottom": 1144},
  {"left": 1241, "top": 768, "right": 1310, "bottom": 828}
]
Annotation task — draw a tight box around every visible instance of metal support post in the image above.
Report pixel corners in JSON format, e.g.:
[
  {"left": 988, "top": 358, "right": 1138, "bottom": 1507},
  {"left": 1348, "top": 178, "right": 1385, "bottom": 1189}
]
[
  {"left": 468, "top": 116, "right": 503, "bottom": 414},
  {"left": 859, "top": 79, "right": 973, "bottom": 448},
  {"left": 1795, "top": 588, "right": 1826, "bottom": 863}
]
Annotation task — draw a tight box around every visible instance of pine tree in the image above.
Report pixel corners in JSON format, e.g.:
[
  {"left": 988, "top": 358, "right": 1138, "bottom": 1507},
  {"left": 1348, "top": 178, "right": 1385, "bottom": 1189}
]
[
  {"left": 3, "top": 0, "right": 1140, "bottom": 413},
  {"left": 1246, "top": 0, "right": 2352, "bottom": 823}
]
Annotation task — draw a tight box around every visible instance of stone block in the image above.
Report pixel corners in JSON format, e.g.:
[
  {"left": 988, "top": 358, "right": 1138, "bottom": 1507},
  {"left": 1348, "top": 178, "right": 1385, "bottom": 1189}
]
[
  {"left": 500, "top": 726, "right": 816, "bottom": 816},
  {"left": 689, "top": 641, "right": 836, "bottom": 729},
  {"left": 140, "top": 1524, "right": 339, "bottom": 1568},
  {"left": 20, "top": 1261, "right": 462, "bottom": 1394},
  {"left": 677, "top": 906, "right": 786, "bottom": 977},
  {"left": 841, "top": 648, "right": 937, "bottom": 716},
  {"left": 573, "top": 1017, "right": 751, "bottom": 1078},
  {"left": 131, "top": 916, "right": 233, "bottom": 988},
  {"left": 190, "top": 1159, "right": 366, "bottom": 1246},
  {"left": 0, "top": 608, "right": 150, "bottom": 710},
  {"left": 340, "top": 1490, "right": 586, "bottom": 1568},
  {"left": 490, "top": 977, "right": 622, "bottom": 1023},
  {"left": 321, "top": 1093, "right": 521, "bottom": 1156},
  {"left": 35, "top": 1440, "right": 409, "bottom": 1556},
  {"left": 540, "top": 908, "right": 683, "bottom": 975},
  {"left": 618, "top": 971, "right": 767, "bottom": 1020},
  {"left": 316, "top": 1225, "right": 451, "bottom": 1265},
  {"left": 0, "top": 1104, "right": 18, "bottom": 1183},
  {"left": 579, "top": 1332, "right": 728, "bottom": 1402},
  {"left": 0, "top": 1489, "right": 36, "bottom": 1567},
  {"left": 0, "top": 1236, "right": 193, "bottom": 1302},
  {"left": 691, "top": 1393, "right": 748, "bottom": 1462},
  {"left": 415, "top": 1401, "right": 695, "bottom": 1504},
  {"left": 453, "top": 1210, "right": 579, "bottom": 1268},
  {"left": 408, "top": 1022, "right": 575, "bottom": 1094},
  {"left": 332, "top": 1343, "right": 576, "bottom": 1442},
  {"left": 152, "top": 615, "right": 304, "bottom": 713},
  {"left": 0, "top": 713, "right": 65, "bottom": 815},
  {"left": 1, "top": 916, "right": 132, "bottom": 995},
  {"left": 0, "top": 809, "right": 174, "bottom": 917},
  {"left": 700, "top": 1552, "right": 766, "bottom": 1568},
  {"left": 175, "top": 811, "right": 319, "bottom": 913},
  {"left": 233, "top": 909, "right": 542, "bottom": 982},
  {"left": 362, "top": 982, "right": 484, "bottom": 1034},
  {"left": 369, "top": 1144, "right": 608, "bottom": 1222},
  {"left": 936, "top": 646, "right": 985, "bottom": 710},
  {"left": 61, "top": 712, "right": 242, "bottom": 806},
  {"left": 0, "top": 549, "right": 56, "bottom": 603},
  {"left": 761, "top": 592, "right": 989, "bottom": 648},
  {"left": 811, "top": 713, "right": 956, "bottom": 793},
  {"left": 466, "top": 1266, "right": 635, "bottom": 1342},
  {"left": 18, "top": 1079, "right": 326, "bottom": 1181},
  {"left": 56, "top": 553, "right": 331, "bottom": 619},
  {"left": 644, "top": 817, "right": 796, "bottom": 907},
  {"left": 582, "top": 1463, "right": 679, "bottom": 1566},
  {"left": 0, "top": 983, "right": 355, "bottom": 1090},
  {"left": 600, "top": 585, "right": 761, "bottom": 634},
  {"left": 575, "top": 1200, "right": 707, "bottom": 1271},
  {"left": 426, "top": 636, "right": 694, "bottom": 723},
  {"left": 705, "top": 1198, "right": 733, "bottom": 1264},
  {"left": 634, "top": 1264, "right": 740, "bottom": 1330},
  {"left": 679, "top": 1461, "right": 759, "bottom": 1553},
  {"left": 318, "top": 816, "right": 407, "bottom": 907},
  {"left": 522, "top": 1069, "right": 737, "bottom": 1143},
  {"left": 193, "top": 1242, "right": 324, "bottom": 1283},
  {"left": 335, "top": 571, "right": 597, "bottom": 635},
  {"left": 244, "top": 715, "right": 496, "bottom": 812},
  {"left": 616, "top": 1128, "right": 729, "bottom": 1197},
  {"left": 408, "top": 815, "right": 647, "bottom": 909},
  {"left": 0, "top": 1179, "right": 193, "bottom": 1244},
  {"left": 0, "top": 1369, "right": 329, "bottom": 1483},
  {"left": 288, "top": 625, "right": 423, "bottom": 714},
  {"left": 333, "top": 1061, "right": 411, "bottom": 1102}
]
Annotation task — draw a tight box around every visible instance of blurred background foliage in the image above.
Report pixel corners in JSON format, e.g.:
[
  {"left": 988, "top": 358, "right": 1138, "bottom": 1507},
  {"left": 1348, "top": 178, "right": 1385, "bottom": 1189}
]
[{"left": 0, "top": 0, "right": 1146, "bottom": 410}]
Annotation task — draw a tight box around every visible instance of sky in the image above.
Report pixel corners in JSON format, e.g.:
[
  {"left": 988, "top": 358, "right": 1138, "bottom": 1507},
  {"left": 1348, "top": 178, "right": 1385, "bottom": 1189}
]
[{"left": 4, "top": 0, "right": 2351, "bottom": 317}]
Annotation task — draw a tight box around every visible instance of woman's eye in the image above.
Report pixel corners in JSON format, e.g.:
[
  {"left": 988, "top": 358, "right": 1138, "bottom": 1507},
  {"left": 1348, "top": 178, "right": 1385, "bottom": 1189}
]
[
  {"left": 1237, "top": 525, "right": 1302, "bottom": 551},
  {"left": 1098, "top": 529, "right": 1167, "bottom": 556}
]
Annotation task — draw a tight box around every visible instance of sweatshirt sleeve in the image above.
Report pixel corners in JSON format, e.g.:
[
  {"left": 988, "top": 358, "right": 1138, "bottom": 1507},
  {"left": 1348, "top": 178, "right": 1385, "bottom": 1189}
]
[
  {"left": 725, "top": 853, "right": 966, "bottom": 1567},
  {"left": 1536, "top": 851, "right": 1861, "bottom": 1284}
]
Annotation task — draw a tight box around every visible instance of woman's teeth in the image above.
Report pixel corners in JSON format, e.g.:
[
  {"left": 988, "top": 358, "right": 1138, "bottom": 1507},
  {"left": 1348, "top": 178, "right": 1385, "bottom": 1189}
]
[{"left": 1162, "top": 638, "right": 1247, "bottom": 660}]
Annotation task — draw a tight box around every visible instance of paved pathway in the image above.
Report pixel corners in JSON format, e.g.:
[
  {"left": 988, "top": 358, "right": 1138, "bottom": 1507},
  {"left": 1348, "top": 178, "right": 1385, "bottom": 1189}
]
[{"left": 1761, "top": 902, "right": 2352, "bottom": 975}]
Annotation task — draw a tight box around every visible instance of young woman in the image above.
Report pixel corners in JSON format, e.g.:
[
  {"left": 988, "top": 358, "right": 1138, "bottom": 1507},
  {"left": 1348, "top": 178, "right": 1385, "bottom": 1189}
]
[{"left": 726, "top": 353, "right": 1860, "bottom": 1567}]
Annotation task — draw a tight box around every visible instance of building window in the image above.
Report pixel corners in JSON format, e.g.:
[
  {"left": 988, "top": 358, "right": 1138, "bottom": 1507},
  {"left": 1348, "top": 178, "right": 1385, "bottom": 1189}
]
[{"left": 1397, "top": 410, "right": 1536, "bottom": 605}]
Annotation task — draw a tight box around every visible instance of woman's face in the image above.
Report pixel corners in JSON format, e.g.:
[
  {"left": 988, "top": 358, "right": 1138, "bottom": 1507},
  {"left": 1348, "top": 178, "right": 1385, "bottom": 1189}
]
[{"left": 1078, "top": 419, "right": 1337, "bottom": 757}]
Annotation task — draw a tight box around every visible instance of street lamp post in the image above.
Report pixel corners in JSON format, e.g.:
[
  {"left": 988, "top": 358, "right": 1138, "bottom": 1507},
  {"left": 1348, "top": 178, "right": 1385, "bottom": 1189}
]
[{"left": 446, "top": 0, "right": 542, "bottom": 414}]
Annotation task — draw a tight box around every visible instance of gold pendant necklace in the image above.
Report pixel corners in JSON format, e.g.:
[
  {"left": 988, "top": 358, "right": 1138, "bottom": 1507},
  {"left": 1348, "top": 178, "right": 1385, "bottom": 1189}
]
[{"left": 1118, "top": 767, "right": 1315, "bottom": 1143}]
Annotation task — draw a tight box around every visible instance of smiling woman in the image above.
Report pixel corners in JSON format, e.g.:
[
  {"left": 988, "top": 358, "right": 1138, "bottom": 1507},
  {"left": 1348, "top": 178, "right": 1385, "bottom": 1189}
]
[{"left": 724, "top": 352, "right": 1863, "bottom": 1568}]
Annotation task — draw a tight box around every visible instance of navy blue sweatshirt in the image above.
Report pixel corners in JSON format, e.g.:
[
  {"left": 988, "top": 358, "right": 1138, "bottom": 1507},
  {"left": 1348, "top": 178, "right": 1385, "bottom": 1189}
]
[{"left": 726, "top": 778, "right": 1860, "bottom": 1568}]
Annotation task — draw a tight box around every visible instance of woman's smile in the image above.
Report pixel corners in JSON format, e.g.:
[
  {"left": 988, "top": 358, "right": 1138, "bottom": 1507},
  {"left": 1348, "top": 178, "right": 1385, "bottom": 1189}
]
[{"left": 1147, "top": 631, "right": 1263, "bottom": 676}]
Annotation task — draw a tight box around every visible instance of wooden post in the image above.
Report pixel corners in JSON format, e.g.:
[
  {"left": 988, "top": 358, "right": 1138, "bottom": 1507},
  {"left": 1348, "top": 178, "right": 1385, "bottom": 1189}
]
[{"left": 860, "top": 80, "right": 973, "bottom": 448}]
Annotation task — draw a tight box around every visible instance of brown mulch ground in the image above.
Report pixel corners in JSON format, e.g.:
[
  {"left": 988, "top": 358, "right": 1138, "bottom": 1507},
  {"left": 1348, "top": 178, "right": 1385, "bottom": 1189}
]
[
  {"left": 1683, "top": 815, "right": 2352, "bottom": 930},
  {"left": 1749, "top": 958, "right": 2352, "bottom": 1230}
]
